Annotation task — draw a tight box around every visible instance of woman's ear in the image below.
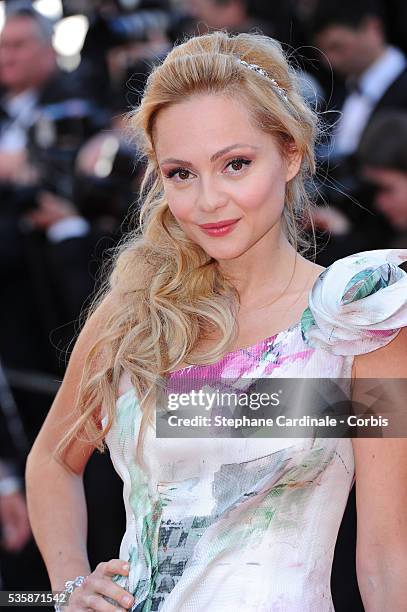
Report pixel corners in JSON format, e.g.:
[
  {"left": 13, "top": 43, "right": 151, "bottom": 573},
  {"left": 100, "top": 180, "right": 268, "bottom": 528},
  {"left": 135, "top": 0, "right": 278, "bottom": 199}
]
[{"left": 285, "top": 142, "right": 303, "bottom": 182}]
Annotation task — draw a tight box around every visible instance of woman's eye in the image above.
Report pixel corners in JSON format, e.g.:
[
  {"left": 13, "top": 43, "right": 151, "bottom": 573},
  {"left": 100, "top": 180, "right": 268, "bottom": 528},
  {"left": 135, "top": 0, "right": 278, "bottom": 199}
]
[
  {"left": 164, "top": 157, "right": 251, "bottom": 182},
  {"left": 165, "top": 167, "right": 192, "bottom": 181},
  {"left": 226, "top": 157, "right": 252, "bottom": 173}
]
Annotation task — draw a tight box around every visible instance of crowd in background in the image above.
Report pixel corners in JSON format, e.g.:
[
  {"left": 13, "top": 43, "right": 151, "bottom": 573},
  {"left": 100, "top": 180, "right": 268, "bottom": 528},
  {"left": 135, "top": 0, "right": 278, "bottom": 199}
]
[{"left": 0, "top": 0, "right": 407, "bottom": 609}]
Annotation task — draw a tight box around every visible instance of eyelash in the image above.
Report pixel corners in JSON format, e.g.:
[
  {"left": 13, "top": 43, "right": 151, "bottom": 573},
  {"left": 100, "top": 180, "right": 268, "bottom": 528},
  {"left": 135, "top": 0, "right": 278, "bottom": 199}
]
[{"left": 164, "top": 157, "right": 252, "bottom": 181}]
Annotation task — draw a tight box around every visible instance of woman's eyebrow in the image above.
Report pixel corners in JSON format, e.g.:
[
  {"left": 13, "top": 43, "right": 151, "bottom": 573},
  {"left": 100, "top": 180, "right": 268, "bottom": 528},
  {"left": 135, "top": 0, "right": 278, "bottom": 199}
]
[{"left": 160, "top": 143, "right": 260, "bottom": 166}]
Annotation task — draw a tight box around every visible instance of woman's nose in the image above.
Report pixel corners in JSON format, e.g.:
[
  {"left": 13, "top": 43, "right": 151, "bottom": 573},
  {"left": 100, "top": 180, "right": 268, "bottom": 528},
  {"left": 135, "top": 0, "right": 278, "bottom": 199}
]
[{"left": 197, "top": 176, "right": 228, "bottom": 213}]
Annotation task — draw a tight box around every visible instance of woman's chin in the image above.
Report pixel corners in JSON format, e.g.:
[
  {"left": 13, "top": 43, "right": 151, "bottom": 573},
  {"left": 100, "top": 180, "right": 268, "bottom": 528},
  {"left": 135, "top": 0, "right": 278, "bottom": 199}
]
[
  {"left": 188, "top": 233, "right": 250, "bottom": 261},
  {"left": 203, "top": 246, "right": 248, "bottom": 262}
]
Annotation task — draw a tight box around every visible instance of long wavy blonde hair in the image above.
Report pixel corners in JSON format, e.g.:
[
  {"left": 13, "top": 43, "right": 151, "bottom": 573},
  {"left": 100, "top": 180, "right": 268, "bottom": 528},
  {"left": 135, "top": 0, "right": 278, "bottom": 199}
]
[{"left": 54, "top": 29, "right": 319, "bottom": 469}]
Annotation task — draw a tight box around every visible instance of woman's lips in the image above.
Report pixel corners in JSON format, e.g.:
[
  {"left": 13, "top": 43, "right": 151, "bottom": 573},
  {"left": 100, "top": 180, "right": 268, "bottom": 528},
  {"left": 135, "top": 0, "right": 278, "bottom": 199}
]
[{"left": 198, "top": 219, "right": 240, "bottom": 236}]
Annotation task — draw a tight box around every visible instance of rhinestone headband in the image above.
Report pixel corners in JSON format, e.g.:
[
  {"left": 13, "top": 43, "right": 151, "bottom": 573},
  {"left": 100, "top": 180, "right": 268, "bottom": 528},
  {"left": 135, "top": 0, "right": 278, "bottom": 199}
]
[{"left": 238, "top": 59, "right": 288, "bottom": 101}]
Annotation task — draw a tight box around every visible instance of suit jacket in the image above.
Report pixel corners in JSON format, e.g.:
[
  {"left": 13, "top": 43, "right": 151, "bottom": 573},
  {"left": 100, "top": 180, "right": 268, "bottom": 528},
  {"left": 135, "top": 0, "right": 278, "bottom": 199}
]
[{"left": 361, "top": 65, "right": 407, "bottom": 136}]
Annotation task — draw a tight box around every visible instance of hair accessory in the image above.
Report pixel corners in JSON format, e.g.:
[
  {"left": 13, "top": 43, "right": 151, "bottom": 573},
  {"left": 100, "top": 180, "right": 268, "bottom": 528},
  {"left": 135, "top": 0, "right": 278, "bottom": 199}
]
[{"left": 238, "top": 59, "right": 288, "bottom": 101}]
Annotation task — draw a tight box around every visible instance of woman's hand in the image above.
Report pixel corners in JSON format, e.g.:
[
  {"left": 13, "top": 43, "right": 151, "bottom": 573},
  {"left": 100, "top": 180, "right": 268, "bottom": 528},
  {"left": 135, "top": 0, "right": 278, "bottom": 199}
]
[{"left": 65, "top": 559, "right": 135, "bottom": 611}]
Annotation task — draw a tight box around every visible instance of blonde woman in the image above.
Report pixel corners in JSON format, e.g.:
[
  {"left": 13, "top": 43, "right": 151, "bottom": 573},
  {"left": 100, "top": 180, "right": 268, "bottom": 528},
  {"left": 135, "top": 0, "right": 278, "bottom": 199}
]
[{"left": 25, "top": 30, "right": 407, "bottom": 612}]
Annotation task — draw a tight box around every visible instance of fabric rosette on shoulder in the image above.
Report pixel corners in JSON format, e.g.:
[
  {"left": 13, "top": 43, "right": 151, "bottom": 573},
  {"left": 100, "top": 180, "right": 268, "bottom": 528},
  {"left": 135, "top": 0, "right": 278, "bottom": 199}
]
[{"left": 301, "top": 249, "right": 407, "bottom": 356}]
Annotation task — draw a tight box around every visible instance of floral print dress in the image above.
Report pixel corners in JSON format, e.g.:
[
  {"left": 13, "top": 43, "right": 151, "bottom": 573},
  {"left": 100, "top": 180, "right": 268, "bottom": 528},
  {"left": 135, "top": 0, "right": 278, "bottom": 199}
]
[{"left": 100, "top": 248, "right": 407, "bottom": 611}]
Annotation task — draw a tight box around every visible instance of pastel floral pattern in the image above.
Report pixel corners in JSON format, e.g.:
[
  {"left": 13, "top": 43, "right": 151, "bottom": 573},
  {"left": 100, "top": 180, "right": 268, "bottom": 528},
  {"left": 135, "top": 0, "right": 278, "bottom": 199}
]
[
  {"left": 100, "top": 248, "right": 407, "bottom": 611},
  {"left": 301, "top": 249, "right": 407, "bottom": 355}
]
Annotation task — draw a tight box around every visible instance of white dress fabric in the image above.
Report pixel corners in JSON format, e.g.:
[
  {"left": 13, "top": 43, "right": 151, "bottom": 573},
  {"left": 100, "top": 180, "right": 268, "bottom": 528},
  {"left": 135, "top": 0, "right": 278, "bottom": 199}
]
[{"left": 100, "top": 248, "right": 407, "bottom": 611}]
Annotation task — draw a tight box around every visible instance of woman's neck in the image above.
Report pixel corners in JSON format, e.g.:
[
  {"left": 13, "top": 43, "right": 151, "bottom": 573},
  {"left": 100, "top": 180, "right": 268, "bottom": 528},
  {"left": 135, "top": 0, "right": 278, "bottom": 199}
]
[{"left": 216, "top": 230, "right": 306, "bottom": 307}]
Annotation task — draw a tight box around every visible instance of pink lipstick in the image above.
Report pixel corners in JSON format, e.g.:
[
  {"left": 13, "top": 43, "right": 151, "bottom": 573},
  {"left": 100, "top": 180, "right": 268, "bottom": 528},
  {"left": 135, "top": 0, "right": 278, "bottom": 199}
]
[{"left": 198, "top": 218, "right": 240, "bottom": 236}]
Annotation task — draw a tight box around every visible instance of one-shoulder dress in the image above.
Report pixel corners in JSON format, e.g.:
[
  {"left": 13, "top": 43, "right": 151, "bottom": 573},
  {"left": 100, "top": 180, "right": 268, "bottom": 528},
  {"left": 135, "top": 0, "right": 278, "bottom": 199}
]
[{"left": 100, "top": 248, "right": 407, "bottom": 611}]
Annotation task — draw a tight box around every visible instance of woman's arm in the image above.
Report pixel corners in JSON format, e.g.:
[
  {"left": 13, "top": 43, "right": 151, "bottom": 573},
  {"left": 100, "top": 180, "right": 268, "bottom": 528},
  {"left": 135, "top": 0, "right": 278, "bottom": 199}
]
[
  {"left": 25, "top": 292, "right": 116, "bottom": 591},
  {"left": 352, "top": 326, "right": 407, "bottom": 612},
  {"left": 25, "top": 454, "right": 92, "bottom": 590}
]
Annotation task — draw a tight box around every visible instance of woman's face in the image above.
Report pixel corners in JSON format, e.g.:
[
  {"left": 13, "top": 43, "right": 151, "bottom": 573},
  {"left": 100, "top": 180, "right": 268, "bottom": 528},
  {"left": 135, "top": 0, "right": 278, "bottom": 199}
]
[{"left": 153, "top": 93, "right": 301, "bottom": 261}]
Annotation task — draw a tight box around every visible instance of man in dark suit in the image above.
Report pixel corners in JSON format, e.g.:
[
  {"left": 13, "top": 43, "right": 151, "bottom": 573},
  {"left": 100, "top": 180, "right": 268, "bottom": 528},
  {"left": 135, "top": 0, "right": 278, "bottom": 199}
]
[
  {"left": 0, "top": 4, "right": 92, "bottom": 177},
  {"left": 303, "top": 0, "right": 405, "bottom": 269},
  {"left": 310, "top": 0, "right": 407, "bottom": 162}
]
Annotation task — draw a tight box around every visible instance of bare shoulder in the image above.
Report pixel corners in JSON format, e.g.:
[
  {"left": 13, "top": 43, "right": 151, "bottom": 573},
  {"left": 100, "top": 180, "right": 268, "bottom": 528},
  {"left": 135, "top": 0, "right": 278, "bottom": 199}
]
[
  {"left": 310, "top": 263, "right": 326, "bottom": 284},
  {"left": 311, "top": 262, "right": 326, "bottom": 274},
  {"left": 27, "top": 290, "right": 121, "bottom": 477},
  {"left": 296, "top": 255, "right": 326, "bottom": 288}
]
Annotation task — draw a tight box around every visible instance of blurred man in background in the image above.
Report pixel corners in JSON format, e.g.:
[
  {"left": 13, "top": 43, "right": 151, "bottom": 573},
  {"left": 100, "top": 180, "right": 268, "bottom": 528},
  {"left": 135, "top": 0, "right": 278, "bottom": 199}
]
[
  {"left": 358, "top": 110, "right": 407, "bottom": 247},
  {"left": 0, "top": 5, "right": 82, "bottom": 180},
  {"left": 310, "top": 0, "right": 407, "bottom": 161},
  {"left": 300, "top": 0, "right": 405, "bottom": 265}
]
